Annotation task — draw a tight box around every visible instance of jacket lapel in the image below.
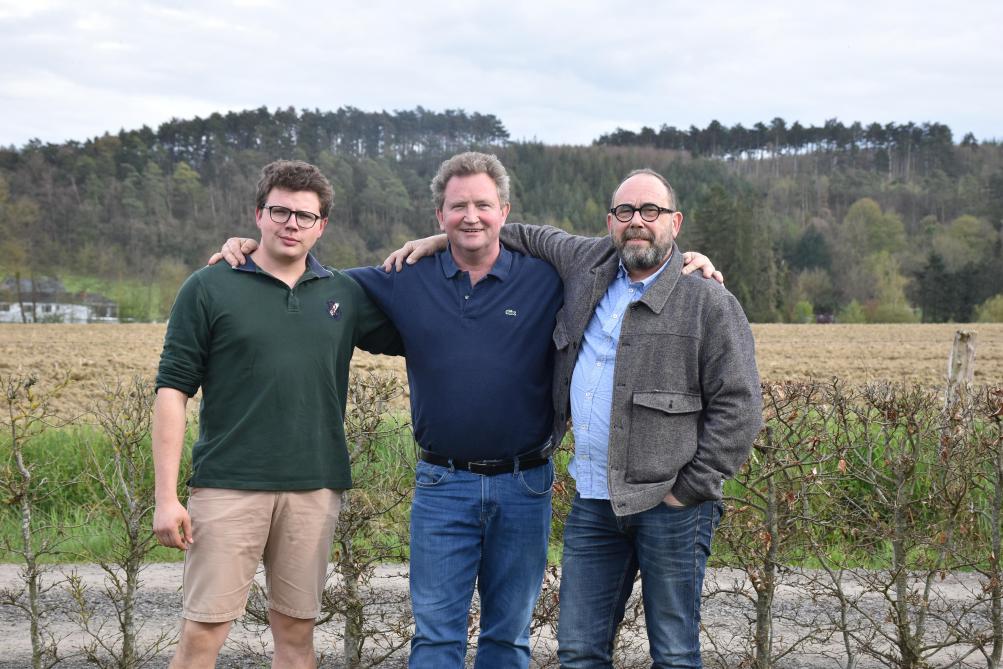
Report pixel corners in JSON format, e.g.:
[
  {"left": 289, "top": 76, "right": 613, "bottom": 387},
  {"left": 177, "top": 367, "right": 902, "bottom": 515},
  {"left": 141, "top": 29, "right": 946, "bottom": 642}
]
[
  {"left": 637, "top": 243, "right": 683, "bottom": 315},
  {"left": 589, "top": 260, "right": 619, "bottom": 313}
]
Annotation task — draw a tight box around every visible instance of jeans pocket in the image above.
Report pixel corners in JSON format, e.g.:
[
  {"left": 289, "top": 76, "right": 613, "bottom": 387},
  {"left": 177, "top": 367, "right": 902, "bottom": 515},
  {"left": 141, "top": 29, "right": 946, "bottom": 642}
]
[
  {"left": 517, "top": 461, "right": 554, "bottom": 496},
  {"left": 714, "top": 500, "right": 725, "bottom": 528},
  {"left": 415, "top": 460, "right": 452, "bottom": 488}
]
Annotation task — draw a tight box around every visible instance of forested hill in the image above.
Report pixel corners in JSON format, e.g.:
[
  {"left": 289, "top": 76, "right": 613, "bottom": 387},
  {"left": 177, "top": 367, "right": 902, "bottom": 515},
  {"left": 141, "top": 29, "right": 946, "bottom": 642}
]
[{"left": 1, "top": 106, "right": 1001, "bottom": 323}]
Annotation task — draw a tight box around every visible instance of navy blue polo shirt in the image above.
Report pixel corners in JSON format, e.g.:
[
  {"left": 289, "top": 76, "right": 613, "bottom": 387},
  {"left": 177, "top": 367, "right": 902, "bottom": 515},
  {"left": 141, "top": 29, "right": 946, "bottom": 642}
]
[{"left": 348, "top": 245, "right": 562, "bottom": 461}]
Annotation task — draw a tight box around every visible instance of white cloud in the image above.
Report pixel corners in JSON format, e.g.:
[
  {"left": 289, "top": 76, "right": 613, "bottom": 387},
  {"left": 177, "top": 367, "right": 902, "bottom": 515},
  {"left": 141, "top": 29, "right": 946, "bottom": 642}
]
[{"left": 1, "top": 0, "right": 1000, "bottom": 148}]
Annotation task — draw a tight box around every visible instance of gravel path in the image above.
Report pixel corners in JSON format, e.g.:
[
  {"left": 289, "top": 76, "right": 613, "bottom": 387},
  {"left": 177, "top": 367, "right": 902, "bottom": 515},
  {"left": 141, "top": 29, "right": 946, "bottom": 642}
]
[{"left": 0, "top": 563, "right": 992, "bottom": 668}]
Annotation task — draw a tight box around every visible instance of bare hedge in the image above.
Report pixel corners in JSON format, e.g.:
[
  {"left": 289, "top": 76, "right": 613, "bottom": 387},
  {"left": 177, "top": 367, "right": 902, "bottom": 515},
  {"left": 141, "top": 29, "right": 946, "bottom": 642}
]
[{"left": 2, "top": 374, "right": 1002, "bottom": 668}]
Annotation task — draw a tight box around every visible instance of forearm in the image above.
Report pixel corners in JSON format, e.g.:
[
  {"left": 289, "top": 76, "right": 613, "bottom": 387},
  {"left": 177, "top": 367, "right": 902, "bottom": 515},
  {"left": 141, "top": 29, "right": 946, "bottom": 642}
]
[
  {"left": 673, "top": 421, "right": 759, "bottom": 504},
  {"left": 152, "top": 387, "right": 189, "bottom": 503}
]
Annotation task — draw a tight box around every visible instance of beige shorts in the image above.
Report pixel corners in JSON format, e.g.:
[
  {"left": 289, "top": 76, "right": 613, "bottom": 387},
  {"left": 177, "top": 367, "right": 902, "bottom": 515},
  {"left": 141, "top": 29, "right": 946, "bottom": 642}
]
[{"left": 182, "top": 487, "right": 342, "bottom": 623}]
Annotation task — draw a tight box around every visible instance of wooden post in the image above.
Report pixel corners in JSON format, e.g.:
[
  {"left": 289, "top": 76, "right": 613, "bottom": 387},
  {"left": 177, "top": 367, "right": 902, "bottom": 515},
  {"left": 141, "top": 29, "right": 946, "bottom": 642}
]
[{"left": 945, "top": 330, "right": 976, "bottom": 408}]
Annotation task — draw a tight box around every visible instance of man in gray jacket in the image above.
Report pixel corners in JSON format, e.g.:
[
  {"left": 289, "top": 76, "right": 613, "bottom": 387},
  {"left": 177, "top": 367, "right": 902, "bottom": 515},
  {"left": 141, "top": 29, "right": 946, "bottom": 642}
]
[
  {"left": 390, "top": 167, "right": 761, "bottom": 668},
  {"left": 500, "top": 169, "right": 761, "bottom": 668}
]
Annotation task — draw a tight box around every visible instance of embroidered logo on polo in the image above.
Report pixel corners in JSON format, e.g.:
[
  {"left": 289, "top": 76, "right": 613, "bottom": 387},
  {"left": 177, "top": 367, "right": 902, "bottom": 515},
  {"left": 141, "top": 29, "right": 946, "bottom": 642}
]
[
  {"left": 327, "top": 300, "right": 342, "bottom": 320},
  {"left": 505, "top": 309, "right": 517, "bottom": 317}
]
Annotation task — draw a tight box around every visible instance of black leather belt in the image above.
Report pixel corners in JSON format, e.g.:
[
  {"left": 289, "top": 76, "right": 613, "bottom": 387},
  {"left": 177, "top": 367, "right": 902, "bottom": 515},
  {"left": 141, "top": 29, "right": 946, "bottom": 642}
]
[{"left": 419, "top": 447, "right": 550, "bottom": 476}]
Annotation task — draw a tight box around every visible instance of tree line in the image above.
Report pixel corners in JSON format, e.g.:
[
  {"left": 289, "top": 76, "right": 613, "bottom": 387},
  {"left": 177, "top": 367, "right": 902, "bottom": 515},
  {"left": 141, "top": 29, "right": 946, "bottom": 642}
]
[
  {"left": 596, "top": 118, "right": 963, "bottom": 180},
  {"left": 0, "top": 107, "right": 1001, "bottom": 323}
]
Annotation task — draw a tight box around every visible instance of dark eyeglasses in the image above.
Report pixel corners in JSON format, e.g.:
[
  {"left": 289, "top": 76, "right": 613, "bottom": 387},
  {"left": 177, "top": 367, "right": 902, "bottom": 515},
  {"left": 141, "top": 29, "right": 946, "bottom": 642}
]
[
  {"left": 609, "top": 203, "right": 675, "bottom": 223},
  {"left": 262, "top": 205, "right": 322, "bottom": 229}
]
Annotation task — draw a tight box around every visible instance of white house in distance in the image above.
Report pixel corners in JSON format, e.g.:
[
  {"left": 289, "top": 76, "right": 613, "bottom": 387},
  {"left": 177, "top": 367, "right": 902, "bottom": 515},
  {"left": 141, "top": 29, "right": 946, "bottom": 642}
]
[{"left": 0, "top": 277, "right": 119, "bottom": 323}]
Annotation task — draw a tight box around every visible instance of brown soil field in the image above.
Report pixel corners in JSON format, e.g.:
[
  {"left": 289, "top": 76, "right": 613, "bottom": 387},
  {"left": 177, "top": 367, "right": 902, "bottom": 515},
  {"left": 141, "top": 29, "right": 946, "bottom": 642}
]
[
  {"left": 1, "top": 323, "right": 1001, "bottom": 420},
  {"left": 752, "top": 323, "right": 1003, "bottom": 385}
]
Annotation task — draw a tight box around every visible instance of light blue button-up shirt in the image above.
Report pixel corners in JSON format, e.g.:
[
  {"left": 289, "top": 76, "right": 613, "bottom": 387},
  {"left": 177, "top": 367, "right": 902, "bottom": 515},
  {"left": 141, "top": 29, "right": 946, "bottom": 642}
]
[{"left": 568, "top": 256, "right": 672, "bottom": 499}]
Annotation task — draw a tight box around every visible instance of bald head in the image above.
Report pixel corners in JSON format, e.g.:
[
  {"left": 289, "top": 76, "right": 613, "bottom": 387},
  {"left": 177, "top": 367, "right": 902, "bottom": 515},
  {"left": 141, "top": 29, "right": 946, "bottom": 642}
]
[{"left": 611, "top": 169, "right": 676, "bottom": 209}]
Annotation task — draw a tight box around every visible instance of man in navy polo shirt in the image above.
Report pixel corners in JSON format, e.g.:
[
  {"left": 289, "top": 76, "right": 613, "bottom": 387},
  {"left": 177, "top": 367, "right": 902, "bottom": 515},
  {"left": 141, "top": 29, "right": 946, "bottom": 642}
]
[{"left": 351, "top": 152, "right": 561, "bottom": 667}]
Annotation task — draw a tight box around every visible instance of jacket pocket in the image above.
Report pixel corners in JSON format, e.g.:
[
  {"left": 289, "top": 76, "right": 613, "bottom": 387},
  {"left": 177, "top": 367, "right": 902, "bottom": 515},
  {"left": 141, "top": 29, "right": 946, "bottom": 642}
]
[{"left": 625, "top": 391, "right": 702, "bottom": 484}]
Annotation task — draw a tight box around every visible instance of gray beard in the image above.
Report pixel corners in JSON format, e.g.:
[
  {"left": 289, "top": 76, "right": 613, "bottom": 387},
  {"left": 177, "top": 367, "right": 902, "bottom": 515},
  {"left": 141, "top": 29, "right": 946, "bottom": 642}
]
[{"left": 615, "top": 235, "right": 671, "bottom": 272}]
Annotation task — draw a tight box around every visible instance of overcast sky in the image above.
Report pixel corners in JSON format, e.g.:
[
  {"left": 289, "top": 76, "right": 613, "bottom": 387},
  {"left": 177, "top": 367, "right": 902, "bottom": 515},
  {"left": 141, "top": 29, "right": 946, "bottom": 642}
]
[{"left": 1, "top": 0, "right": 1000, "bottom": 150}]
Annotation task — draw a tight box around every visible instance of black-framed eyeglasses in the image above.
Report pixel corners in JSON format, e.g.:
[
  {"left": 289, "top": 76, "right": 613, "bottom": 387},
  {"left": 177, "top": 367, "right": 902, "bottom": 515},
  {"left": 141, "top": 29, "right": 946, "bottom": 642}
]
[
  {"left": 610, "top": 203, "right": 675, "bottom": 223},
  {"left": 262, "top": 205, "right": 322, "bottom": 229}
]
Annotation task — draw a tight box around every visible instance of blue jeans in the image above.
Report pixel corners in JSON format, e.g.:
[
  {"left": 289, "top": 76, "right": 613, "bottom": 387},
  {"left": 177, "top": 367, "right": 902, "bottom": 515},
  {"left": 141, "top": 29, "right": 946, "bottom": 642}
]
[
  {"left": 408, "top": 458, "right": 554, "bottom": 669},
  {"left": 557, "top": 495, "right": 722, "bottom": 669}
]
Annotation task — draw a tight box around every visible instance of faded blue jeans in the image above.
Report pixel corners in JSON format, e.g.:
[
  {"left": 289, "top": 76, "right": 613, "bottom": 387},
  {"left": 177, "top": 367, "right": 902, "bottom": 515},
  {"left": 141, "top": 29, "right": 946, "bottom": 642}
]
[
  {"left": 408, "top": 459, "right": 554, "bottom": 669},
  {"left": 557, "top": 495, "right": 722, "bottom": 669}
]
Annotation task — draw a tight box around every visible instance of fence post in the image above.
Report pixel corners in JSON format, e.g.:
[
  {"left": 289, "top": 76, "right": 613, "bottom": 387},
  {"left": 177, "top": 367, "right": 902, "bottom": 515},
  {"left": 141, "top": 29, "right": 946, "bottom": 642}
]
[{"left": 945, "top": 330, "right": 976, "bottom": 408}]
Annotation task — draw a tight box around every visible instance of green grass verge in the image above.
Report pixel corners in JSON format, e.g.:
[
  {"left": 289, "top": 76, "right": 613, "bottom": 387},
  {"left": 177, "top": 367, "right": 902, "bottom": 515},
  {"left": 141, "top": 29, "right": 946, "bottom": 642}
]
[
  {"left": 1, "top": 424, "right": 194, "bottom": 563},
  {"left": 7, "top": 412, "right": 994, "bottom": 572}
]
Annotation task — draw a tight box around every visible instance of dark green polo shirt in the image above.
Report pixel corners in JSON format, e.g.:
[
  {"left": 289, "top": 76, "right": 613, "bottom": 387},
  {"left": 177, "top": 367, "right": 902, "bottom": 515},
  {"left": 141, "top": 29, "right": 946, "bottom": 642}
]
[{"left": 155, "top": 255, "right": 403, "bottom": 491}]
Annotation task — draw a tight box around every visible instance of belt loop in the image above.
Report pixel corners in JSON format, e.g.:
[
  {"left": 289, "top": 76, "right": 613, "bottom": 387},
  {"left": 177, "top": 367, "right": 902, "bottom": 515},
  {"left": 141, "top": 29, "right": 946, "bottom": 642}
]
[
  {"left": 513, "top": 455, "right": 521, "bottom": 477},
  {"left": 446, "top": 458, "right": 456, "bottom": 473}
]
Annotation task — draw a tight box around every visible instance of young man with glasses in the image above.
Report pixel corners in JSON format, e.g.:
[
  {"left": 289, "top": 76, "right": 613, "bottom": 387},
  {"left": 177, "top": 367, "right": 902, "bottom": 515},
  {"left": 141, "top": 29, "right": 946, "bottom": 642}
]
[
  {"left": 387, "top": 168, "right": 760, "bottom": 668},
  {"left": 153, "top": 160, "right": 402, "bottom": 669}
]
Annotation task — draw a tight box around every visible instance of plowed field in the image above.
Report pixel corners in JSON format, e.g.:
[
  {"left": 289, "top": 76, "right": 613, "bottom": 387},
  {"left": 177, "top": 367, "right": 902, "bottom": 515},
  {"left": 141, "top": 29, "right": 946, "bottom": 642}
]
[{"left": 1, "top": 323, "right": 1001, "bottom": 420}]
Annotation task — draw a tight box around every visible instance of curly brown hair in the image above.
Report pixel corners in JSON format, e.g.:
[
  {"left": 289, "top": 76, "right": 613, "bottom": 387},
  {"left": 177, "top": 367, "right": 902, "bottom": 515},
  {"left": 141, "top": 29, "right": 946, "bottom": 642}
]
[{"left": 255, "top": 160, "right": 334, "bottom": 218}]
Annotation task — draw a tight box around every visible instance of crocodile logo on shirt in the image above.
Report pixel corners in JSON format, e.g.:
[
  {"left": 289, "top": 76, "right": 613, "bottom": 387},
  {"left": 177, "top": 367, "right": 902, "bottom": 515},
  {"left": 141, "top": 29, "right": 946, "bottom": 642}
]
[{"left": 327, "top": 300, "right": 342, "bottom": 320}]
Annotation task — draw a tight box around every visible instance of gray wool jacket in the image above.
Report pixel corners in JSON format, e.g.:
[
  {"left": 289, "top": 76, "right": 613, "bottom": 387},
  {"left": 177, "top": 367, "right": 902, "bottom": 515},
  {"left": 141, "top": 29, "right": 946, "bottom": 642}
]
[{"left": 500, "top": 223, "right": 763, "bottom": 516}]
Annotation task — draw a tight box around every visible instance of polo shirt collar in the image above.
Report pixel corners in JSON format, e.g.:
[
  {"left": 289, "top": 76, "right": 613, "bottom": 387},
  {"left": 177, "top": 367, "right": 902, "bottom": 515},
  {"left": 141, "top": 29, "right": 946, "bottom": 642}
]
[
  {"left": 232, "top": 253, "right": 333, "bottom": 280},
  {"left": 305, "top": 253, "right": 334, "bottom": 279},
  {"left": 438, "top": 243, "right": 513, "bottom": 281}
]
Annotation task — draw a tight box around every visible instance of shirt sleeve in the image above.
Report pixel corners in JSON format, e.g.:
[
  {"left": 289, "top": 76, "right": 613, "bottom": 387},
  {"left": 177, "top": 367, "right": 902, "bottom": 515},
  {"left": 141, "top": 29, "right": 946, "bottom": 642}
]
[
  {"left": 343, "top": 267, "right": 405, "bottom": 357},
  {"left": 155, "top": 272, "right": 210, "bottom": 396}
]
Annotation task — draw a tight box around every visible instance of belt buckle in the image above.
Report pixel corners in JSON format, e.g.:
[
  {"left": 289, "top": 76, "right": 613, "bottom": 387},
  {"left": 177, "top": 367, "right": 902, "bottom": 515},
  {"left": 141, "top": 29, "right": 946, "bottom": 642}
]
[
  {"left": 466, "top": 459, "right": 494, "bottom": 472},
  {"left": 468, "top": 458, "right": 509, "bottom": 474}
]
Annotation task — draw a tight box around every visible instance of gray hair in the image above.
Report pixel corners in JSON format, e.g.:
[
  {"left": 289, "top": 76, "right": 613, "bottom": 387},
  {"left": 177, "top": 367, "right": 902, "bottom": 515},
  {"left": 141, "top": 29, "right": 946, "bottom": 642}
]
[
  {"left": 430, "top": 152, "right": 511, "bottom": 210},
  {"left": 611, "top": 168, "right": 677, "bottom": 209}
]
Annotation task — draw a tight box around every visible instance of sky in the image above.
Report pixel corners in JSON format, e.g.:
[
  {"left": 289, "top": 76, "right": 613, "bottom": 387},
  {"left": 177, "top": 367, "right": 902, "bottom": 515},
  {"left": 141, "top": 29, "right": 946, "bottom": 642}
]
[{"left": 1, "top": 0, "right": 1001, "bottom": 150}]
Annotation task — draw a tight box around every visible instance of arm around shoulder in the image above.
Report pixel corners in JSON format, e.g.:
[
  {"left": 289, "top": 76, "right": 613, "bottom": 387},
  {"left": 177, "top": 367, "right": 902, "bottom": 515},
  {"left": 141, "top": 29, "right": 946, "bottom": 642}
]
[{"left": 499, "top": 223, "right": 600, "bottom": 278}]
